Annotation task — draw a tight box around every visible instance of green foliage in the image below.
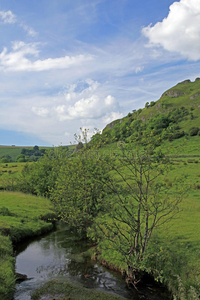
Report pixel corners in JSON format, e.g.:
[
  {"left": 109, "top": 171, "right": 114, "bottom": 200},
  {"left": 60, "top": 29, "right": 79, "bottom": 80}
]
[
  {"left": 17, "top": 145, "right": 46, "bottom": 162},
  {"left": 17, "top": 147, "right": 70, "bottom": 197},
  {"left": 88, "top": 144, "right": 183, "bottom": 282},
  {"left": 0, "top": 207, "right": 14, "bottom": 217},
  {"left": 0, "top": 155, "right": 12, "bottom": 163},
  {"left": 51, "top": 150, "right": 110, "bottom": 235},
  {"left": 16, "top": 154, "right": 26, "bottom": 162},
  {"left": 0, "top": 146, "right": 51, "bottom": 162},
  {"left": 189, "top": 127, "right": 199, "bottom": 136}
]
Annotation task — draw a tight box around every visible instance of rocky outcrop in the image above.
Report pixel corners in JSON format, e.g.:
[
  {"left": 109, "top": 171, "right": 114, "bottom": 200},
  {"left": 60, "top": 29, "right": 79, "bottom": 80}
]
[
  {"left": 162, "top": 90, "right": 185, "bottom": 98},
  {"left": 178, "top": 79, "right": 191, "bottom": 84}
]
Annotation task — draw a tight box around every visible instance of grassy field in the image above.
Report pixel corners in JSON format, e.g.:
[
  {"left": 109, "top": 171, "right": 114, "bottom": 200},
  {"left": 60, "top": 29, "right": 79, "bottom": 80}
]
[
  {"left": 153, "top": 158, "right": 200, "bottom": 294},
  {"left": 0, "top": 162, "right": 28, "bottom": 190},
  {"left": 0, "top": 145, "right": 73, "bottom": 162},
  {"left": 0, "top": 191, "right": 55, "bottom": 299},
  {"left": 0, "top": 146, "right": 22, "bottom": 162}
]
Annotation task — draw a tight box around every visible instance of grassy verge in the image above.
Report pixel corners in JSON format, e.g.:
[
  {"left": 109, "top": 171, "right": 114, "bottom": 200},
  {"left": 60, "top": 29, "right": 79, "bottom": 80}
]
[{"left": 0, "top": 191, "right": 55, "bottom": 299}]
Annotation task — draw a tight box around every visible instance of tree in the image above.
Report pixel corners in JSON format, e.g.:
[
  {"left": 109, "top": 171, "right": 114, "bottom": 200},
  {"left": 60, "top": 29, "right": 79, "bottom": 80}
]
[
  {"left": 33, "top": 145, "right": 39, "bottom": 151},
  {"left": 18, "top": 147, "right": 69, "bottom": 197},
  {"left": 0, "top": 155, "right": 12, "bottom": 163},
  {"left": 51, "top": 150, "right": 110, "bottom": 236},
  {"left": 89, "top": 143, "right": 183, "bottom": 283},
  {"left": 16, "top": 154, "right": 26, "bottom": 162}
]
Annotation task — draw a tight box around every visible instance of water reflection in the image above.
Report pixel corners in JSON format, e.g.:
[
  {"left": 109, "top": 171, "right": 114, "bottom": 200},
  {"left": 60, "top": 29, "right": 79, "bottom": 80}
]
[{"left": 14, "top": 224, "right": 134, "bottom": 300}]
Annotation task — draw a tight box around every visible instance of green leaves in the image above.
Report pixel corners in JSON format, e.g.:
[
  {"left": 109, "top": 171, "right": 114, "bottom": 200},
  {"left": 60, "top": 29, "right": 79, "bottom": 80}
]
[{"left": 51, "top": 151, "right": 110, "bottom": 235}]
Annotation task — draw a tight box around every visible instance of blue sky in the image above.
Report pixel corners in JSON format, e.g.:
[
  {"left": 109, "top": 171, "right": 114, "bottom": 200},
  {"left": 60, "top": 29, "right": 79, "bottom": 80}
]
[{"left": 0, "top": 0, "right": 200, "bottom": 146}]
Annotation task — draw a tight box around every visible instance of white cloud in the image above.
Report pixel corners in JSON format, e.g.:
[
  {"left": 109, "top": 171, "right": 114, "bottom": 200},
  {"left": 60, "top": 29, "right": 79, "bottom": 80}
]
[
  {"left": 103, "top": 112, "right": 123, "bottom": 125},
  {"left": 65, "top": 94, "right": 116, "bottom": 120},
  {"left": 31, "top": 107, "right": 49, "bottom": 117},
  {"left": 0, "top": 41, "right": 93, "bottom": 72},
  {"left": 0, "top": 10, "right": 16, "bottom": 24},
  {"left": 0, "top": 10, "right": 36, "bottom": 37},
  {"left": 142, "top": 0, "right": 200, "bottom": 61},
  {"left": 30, "top": 80, "right": 121, "bottom": 127},
  {"left": 19, "top": 23, "right": 37, "bottom": 37},
  {"left": 52, "top": 80, "right": 119, "bottom": 121}
]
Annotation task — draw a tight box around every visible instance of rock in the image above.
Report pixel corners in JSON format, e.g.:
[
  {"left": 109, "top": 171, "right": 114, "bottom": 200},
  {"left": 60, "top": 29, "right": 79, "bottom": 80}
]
[
  {"left": 162, "top": 90, "right": 185, "bottom": 98},
  {"left": 16, "top": 273, "right": 30, "bottom": 283},
  {"left": 178, "top": 79, "right": 191, "bottom": 84}
]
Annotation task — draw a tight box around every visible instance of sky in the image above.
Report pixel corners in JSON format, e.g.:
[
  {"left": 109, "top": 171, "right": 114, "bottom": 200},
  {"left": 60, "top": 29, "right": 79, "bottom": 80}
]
[{"left": 0, "top": 0, "right": 200, "bottom": 146}]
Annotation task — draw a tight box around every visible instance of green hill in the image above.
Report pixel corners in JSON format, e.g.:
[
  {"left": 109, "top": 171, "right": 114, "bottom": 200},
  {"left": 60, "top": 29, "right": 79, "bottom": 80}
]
[
  {"left": 92, "top": 78, "right": 200, "bottom": 150},
  {"left": 0, "top": 146, "right": 50, "bottom": 163}
]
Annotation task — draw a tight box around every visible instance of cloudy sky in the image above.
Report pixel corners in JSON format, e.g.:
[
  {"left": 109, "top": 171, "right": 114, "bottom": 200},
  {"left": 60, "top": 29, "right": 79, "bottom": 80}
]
[{"left": 0, "top": 0, "right": 200, "bottom": 146}]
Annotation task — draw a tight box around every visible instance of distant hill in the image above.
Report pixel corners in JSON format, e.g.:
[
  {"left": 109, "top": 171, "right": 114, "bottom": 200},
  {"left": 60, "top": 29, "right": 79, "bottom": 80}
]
[
  {"left": 0, "top": 146, "right": 50, "bottom": 163},
  {"left": 91, "top": 78, "right": 200, "bottom": 147}
]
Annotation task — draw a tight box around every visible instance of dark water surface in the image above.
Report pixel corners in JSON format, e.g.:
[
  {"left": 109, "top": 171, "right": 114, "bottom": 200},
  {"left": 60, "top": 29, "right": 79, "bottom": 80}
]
[{"left": 14, "top": 224, "right": 169, "bottom": 299}]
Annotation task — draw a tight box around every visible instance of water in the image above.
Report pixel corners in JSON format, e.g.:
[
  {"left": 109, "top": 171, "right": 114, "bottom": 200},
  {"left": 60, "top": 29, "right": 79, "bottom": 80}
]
[
  {"left": 14, "top": 224, "right": 135, "bottom": 299},
  {"left": 14, "top": 224, "right": 170, "bottom": 299}
]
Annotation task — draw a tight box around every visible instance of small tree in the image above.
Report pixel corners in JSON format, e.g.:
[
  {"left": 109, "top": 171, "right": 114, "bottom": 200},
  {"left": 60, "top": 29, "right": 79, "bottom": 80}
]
[{"left": 90, "top": 143, "right": 183, "bottom": 282}]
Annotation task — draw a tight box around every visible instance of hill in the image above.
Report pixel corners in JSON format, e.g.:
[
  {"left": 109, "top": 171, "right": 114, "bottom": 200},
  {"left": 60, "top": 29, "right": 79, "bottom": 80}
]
[
  {"left": 0, "top": 145, "right": 51, "bottom": 163},
  {"left": 91, "top": 78, "right": 200, "bottom": 149}
]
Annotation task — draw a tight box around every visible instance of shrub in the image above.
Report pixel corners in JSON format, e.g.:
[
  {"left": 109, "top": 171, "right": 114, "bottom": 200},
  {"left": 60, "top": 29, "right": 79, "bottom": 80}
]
[{"left": 189, "top": 127, "right": 199, "bottom": 136}]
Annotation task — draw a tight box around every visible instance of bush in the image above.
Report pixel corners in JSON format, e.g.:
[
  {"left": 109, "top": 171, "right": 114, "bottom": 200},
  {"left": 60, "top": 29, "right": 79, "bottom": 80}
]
[{"left": 189, "top": 127, "right": 199, "bottom": 136}]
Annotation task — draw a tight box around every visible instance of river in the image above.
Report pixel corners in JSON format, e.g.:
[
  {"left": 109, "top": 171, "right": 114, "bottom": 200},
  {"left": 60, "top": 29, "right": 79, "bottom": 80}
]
[{"left": 14, "top": 223, "right": 170, "bottom": 299}]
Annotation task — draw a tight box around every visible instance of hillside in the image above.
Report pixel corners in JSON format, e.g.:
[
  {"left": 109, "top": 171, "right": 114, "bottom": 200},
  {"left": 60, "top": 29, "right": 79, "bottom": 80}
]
[
  {"left": 0, "top": 146, "right": 51, "bottom": 163},
  {"left": 92, "top": 78, "right": 200, "bottom": 148}
]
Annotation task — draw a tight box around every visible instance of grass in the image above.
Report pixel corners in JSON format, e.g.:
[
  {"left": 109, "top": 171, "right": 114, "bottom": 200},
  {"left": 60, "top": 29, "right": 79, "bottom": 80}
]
[
  {"left": 0, "top": 191, "right": 55, "bottom": 299},
  {"left": 157, "top": 136, "right": 200, "bottom": 156},
  {"left": 0, "top": 162, "right": 33, "bottom": 190}
]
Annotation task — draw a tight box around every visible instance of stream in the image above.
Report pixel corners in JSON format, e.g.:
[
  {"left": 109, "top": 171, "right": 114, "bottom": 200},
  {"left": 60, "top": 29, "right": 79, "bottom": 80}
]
[{"left": 14, "top": 223, "right": 170, "bottom": 299}]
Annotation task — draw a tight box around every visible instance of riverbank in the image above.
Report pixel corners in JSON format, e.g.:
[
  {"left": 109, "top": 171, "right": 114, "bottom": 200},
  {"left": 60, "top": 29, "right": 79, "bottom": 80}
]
[{"left": 0, "top": 191, "right": 55, "bottom": 299}]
